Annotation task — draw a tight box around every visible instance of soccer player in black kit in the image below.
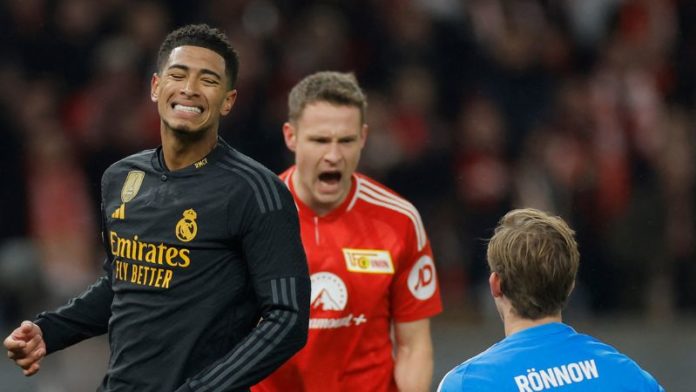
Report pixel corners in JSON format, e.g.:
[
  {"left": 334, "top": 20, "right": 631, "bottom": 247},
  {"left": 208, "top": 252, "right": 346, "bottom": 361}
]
[{"left": 4, "top": 24, "right": 310, "bottom": 391}]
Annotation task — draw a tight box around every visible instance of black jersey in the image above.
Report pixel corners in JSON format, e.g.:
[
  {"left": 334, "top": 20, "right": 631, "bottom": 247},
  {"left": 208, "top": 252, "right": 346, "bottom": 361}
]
[{"left": 34, "top": 139, "right": 310, "bottom": 391}]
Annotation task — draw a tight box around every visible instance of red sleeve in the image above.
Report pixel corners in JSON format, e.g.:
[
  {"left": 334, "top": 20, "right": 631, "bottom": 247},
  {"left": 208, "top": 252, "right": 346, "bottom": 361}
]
[{"left": 390, "top": 217, "right": 443, "bottom": 323}]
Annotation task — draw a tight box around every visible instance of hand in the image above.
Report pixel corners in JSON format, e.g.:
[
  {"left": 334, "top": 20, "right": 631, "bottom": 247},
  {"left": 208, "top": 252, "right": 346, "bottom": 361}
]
[{"left": 4, "top": 320, "right": 46, "bottom": 376}]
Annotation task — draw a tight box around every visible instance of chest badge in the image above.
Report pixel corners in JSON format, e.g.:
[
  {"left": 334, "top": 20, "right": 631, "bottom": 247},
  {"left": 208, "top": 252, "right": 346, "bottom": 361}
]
[
  {"left": 121, "top": 170, "right": 145, "bottom": 203},
  {"left": 112, "top": 170, "right": 145, "bottom": 220},
  {"left": 176, "top": 209, "right": 198, "bottom": 242}
]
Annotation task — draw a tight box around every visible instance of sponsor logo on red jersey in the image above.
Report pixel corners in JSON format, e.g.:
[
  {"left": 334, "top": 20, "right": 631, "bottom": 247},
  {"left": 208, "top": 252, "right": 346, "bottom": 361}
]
[
  {"left": 343, "top": 248, "right": 394, "bottom": 274},
  {"left": 408, "top": 255, "right": 437, "bottom": 300},
  {"left": 310, "top": 272, "right": 348, "bottom": 311}
]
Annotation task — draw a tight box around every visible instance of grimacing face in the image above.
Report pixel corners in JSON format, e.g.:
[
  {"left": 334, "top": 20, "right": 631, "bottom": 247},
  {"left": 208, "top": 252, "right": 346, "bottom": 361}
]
[
  {"left": 284, "top": 101, "right": 367, "bottom": 216},
  {"left": 151, "top": 45, "right": 237, "bottom": 136}
]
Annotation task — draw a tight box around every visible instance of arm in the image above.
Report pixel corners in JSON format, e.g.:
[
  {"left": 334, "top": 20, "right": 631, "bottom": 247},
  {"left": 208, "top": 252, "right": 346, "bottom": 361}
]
[
  {"left": 33, "top": 274, "right": 113, "bottom": 353},
  {"left": 4, "top": 266, "right": 112, "bottom": 375},
  {"left": 33, "top": 204, "right": 114, "bottom": 354},
  {"left": 178, "top": 173, "right": 309, "bottom": 391},
  {"left": 394, "top": 318, "right": 434, "bottom": 392},
  {"left": 5, "top": 204, "right": 114, "bottom": 376},
  {"left": 181, "top": 278, "right": 309, "bottom": 392},
  {"left": 390, "top": 201, "right": 441, "bottom": 391}
]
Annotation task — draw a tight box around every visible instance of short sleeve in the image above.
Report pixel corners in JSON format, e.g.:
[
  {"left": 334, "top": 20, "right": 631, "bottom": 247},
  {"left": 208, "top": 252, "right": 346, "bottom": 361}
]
[{"left": 390, "top": 213, "right": 442, "bottom": 322}]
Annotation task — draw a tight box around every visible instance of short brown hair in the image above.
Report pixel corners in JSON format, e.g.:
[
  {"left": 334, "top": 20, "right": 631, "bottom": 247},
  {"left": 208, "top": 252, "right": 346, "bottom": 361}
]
[
  {"left": 288, "top": 71, "right": 367, "bottom": 123},
  {"left": 487, "top": 208, "right": 580, "bottom": 319}
]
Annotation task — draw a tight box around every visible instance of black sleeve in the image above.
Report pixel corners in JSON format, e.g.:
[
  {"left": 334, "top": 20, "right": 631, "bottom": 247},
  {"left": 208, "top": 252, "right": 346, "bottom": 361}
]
[
  {"left": 33, "top": 205, "right": 113, "bottom": 354},
  {"left": 180, "top": 178, "right": 310, "bottom": 392},
  {"left": 34, "top": 274, "right": 112, "bottom": 354}
]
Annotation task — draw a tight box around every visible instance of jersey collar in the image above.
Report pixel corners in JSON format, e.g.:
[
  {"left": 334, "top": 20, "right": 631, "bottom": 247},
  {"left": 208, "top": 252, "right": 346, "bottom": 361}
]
[
  {"left": 504, "top": 322, "right": 575, "bottom": 343},
  {"left": 151, "top": 137, "right": 228, "bottom": 177}
]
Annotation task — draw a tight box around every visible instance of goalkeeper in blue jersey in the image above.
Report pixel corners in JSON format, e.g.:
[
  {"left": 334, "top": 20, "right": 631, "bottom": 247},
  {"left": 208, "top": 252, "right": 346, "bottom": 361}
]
[{"left": 438, "top": 208, "right": 664, "bottom": 392}]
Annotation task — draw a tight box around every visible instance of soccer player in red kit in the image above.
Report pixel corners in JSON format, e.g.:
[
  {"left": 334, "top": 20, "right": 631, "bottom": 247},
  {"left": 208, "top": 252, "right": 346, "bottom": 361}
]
[{"left": 253, "top": 72, "right": 442, "bottom": 392}]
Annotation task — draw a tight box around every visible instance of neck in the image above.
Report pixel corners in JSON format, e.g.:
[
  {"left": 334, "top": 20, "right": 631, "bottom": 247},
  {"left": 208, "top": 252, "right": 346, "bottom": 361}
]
[
  {"left": 161, "top": 127, "right": 218, "bottom": 171},
  {"left": 497, "top": 297, "right": 562, "bottom": 337},
  {"left": 504, "top": 314, "right": 562, "bottom": 336}
]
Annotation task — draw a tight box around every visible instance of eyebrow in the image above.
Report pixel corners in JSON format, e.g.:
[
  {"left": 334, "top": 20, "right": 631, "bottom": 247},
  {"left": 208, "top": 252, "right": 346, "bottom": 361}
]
[{"left": 167, "top": 64, "right": 222, "bottom": 80}]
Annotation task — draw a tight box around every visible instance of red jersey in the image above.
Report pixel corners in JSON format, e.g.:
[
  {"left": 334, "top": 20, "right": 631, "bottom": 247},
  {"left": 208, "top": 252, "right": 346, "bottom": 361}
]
[{"left": 254, "top": 167, "right": 442, "bottom": 392}]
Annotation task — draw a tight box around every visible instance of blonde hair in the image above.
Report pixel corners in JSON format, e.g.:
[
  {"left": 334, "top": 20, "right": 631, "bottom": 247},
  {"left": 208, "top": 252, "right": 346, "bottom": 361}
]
[
  {"left": 288, "top": 71, "right": 367, "bottom": 123},
  {"left": 487, "top": 208, "right": 580, "bottom": 319}
]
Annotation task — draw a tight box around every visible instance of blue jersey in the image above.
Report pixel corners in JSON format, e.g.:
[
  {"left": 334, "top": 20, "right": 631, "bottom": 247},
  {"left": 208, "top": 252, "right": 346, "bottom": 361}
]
[{"left": 438, "top": 322, "right": 664, "bottom": 392}]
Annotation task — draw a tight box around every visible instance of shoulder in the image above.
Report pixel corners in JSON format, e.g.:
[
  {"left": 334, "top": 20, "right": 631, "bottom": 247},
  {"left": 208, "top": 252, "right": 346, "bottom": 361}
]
[
  {"left": 352, "top": 173, "right": 428, "bottom": 250},
  {"left": 572, "top": 334, "right": 664, "bottom": 390},
  {"left": 352, "top": 174, "right": 418, "bottom": 214},
  {"left": 214, "top": 145, "right": 290, "bottom": 213},
  {"left": 216, "top": 145, "right": 282, "bottom": 184},
  {"left": 438, "top": 353, "right": 494, "bottom": 392},
  {"left": 536, "top": 329, "right": 663, "bottom": 389},
  {"left": 437, "top": 364, "right": 466, "bottom": 391},
  {"left": 102, "top": 148, "right": 156, "bottom": 181},
  {"left": 570, "top": 331, "right": 633, "bottom": 360},
  {"left": 453, "top": 339, "right": 517, "bottom": 375},
  {"left": 105, "top": 148, "right": 155, "bottom": 172},
  {"left": 576, "top": 333, "right": 661, "bottom": 382}
]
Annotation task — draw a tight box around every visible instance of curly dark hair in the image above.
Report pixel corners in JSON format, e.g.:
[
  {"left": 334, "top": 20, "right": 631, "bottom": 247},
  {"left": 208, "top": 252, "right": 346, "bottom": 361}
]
[{"left": 157, "top": 24, "right": 239, "bottom": 89}]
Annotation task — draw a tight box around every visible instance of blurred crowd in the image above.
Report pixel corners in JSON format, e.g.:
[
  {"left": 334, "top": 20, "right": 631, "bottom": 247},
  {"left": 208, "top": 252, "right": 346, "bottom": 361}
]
[{"left": 1, "top": 0, "right": 695, "bottom": 331}]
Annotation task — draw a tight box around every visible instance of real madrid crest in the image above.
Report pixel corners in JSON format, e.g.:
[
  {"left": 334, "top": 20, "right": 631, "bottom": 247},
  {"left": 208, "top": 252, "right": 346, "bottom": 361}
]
[
  {"left": 176, "top": 209, "right": 198, "bottom": 242},
  {"left": 121, "top": 171, "right": 145, "bottom": 203}
]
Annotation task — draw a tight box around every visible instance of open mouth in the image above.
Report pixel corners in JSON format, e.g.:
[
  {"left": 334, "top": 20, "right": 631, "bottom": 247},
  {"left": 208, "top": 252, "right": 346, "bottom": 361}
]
[
  {"left": 318, "top": 171, "right": 342, "bottom": 184},
  {"left": 172, "top": 103, "right": 203, "bottom": 114}
]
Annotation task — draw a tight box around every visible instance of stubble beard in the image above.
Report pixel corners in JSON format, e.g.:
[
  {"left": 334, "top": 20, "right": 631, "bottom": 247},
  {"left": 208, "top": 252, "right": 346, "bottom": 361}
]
[{"left": 163, "top": 119, "right": 214, "bottom": 144}]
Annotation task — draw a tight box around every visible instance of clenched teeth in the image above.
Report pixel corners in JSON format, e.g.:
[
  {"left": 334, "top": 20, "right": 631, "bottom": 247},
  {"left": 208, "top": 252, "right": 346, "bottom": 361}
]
[{"left": 173, "top": 104, "right": 202, "bottom": 114}]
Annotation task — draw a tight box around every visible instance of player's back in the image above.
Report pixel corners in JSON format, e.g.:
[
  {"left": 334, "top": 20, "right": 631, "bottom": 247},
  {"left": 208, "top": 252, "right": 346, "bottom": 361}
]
[{"left": 438, "top": 322, "right": 664, "bottom": 392}]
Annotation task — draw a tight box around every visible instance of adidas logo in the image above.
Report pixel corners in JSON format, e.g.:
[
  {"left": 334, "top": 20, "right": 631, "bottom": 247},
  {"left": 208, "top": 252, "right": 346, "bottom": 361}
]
[{"left": 111, "top": 203, "right": 125, "bottom": 219}]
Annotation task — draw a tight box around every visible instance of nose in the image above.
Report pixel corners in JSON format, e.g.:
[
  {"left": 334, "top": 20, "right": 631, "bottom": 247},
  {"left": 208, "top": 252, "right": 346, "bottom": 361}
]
[
  {"left": 181, "top": 79, "right": 199, "bottom": 96},
  {"left": 324, "top": 142, "right": 342, "bottom": 164}
]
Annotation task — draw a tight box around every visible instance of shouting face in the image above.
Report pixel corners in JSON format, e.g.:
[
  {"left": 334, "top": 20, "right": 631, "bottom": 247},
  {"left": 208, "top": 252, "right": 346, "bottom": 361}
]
[{"left": 284, "top": 101, "right": 367, "bottom": 216}]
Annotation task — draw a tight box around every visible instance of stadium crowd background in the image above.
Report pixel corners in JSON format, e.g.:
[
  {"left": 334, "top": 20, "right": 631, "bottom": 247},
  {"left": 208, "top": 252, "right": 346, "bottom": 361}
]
[{"left": 0, "top": 0, "right": 694, "bottom": 390}]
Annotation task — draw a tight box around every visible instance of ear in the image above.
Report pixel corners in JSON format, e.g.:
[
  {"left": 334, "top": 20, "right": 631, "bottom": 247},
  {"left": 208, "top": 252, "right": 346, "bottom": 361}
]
[
  {"left": 358, "top": 123, "right": 368, "bottom": 149},
  {"left": 150, "top": 73, "right": 160, "bottom": 102},
  {"left": 220, "top": 89, "right": 238, "bottom": 116},
  {"left": 283, "top": 122, "right": 297, "bottom": 152},
  {"left": 489, "top": 272, "right": 503, "bottom": 298}
]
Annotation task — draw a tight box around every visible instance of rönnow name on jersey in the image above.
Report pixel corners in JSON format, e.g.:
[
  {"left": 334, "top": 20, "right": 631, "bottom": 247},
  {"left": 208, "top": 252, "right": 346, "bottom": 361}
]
[{"left": 514, "top": 359, "right": 599, "bottom": 391}]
